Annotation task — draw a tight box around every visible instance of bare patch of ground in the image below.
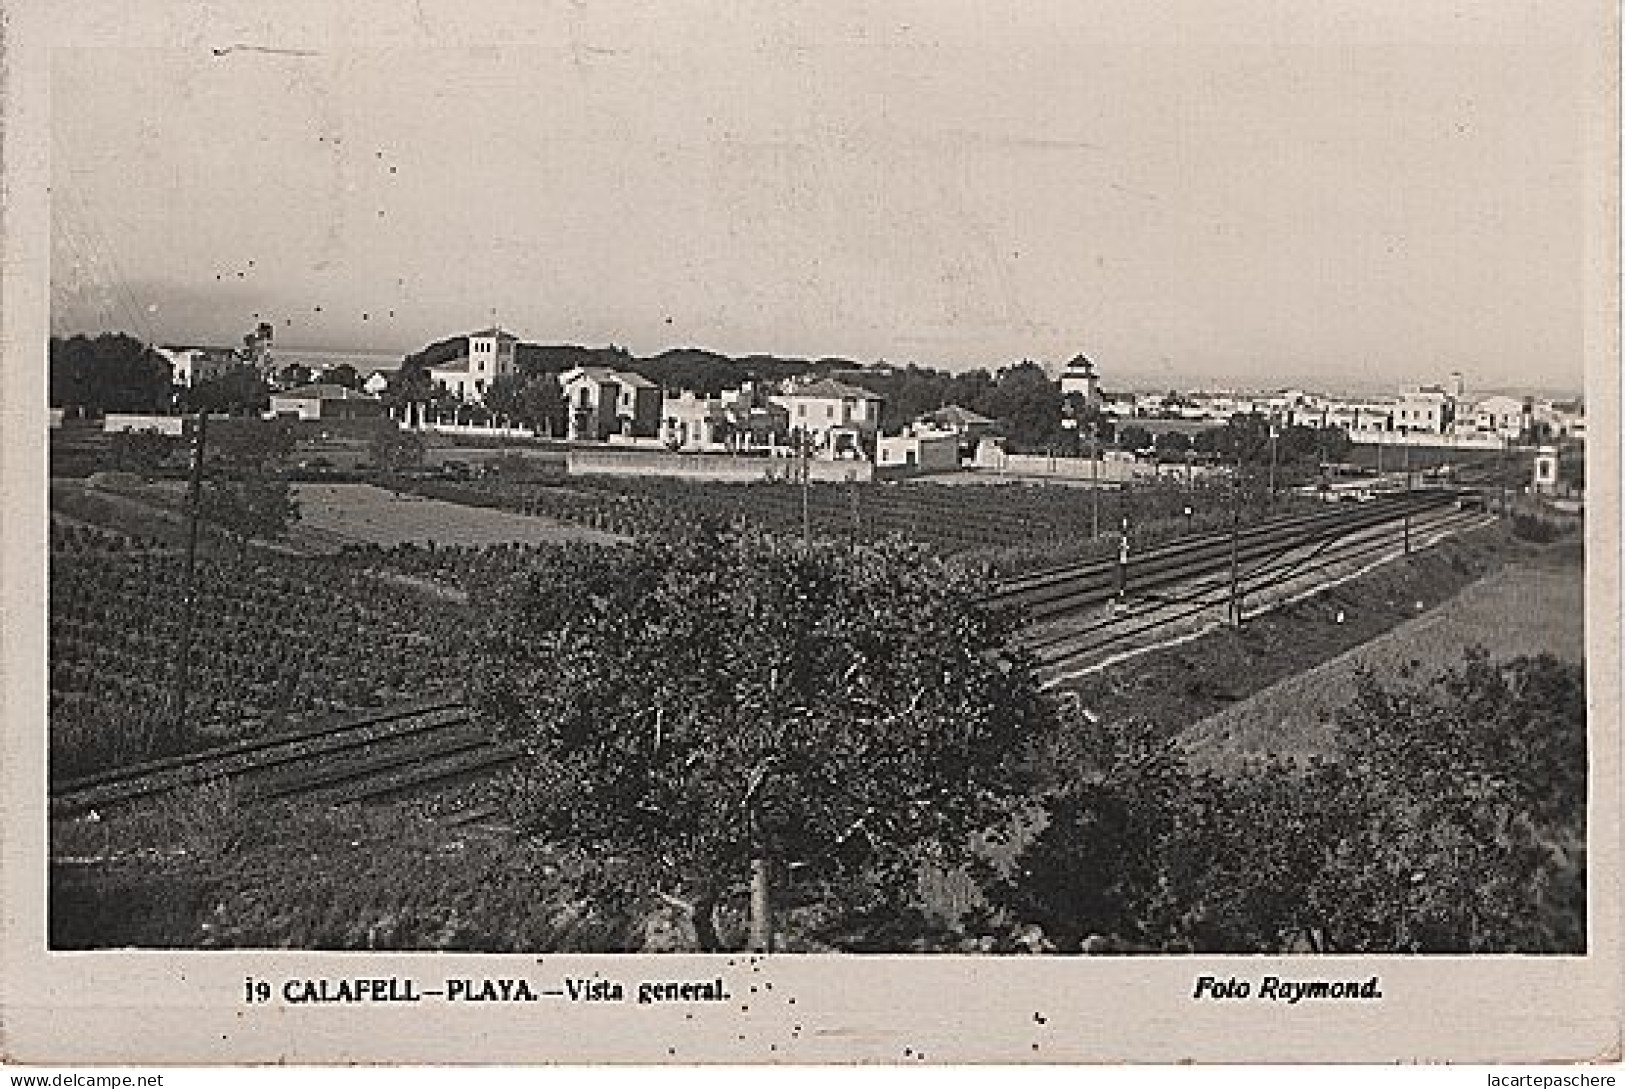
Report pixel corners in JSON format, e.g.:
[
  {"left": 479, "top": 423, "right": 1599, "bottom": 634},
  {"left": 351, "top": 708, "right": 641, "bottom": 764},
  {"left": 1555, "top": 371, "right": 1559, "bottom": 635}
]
[
  {"left": 1178, "top": 541, "right": 1583, "bottom": 770},
  {"left": 290, "top": 482, "right": 623, "bottom": 550}
]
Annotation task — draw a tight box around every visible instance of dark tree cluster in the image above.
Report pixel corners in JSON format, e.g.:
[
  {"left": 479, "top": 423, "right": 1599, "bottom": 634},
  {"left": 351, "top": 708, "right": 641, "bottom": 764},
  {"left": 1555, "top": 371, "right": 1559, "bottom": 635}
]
[
  {"left": 180, "top": 364, "right": 270, "bottom": 416},
  {"left": 49, "top": 334, "right": 173, "bottom": 416}
]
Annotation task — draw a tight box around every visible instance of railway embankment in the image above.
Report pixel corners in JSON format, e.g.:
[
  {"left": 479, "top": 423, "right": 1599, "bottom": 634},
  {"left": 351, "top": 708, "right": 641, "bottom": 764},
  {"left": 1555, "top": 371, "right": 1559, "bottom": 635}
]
[
  {"left": 1178, "top": 537, "right": 1583, "bottom": 770},
  {"left": 1050, "top": 524, "right": 1571, "bottom": 753}
]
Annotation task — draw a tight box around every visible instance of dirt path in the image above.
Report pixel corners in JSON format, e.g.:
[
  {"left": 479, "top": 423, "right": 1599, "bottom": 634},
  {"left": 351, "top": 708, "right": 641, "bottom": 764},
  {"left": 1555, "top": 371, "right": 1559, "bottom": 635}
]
[{"left": 1178, "top": 544, "right": 1583, "bottom": 770}]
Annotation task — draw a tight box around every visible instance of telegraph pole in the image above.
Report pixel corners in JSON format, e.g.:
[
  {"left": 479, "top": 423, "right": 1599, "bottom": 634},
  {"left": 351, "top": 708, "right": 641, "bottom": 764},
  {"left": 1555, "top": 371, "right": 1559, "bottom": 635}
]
[
  {"left": 1089, "top": 430, "right": 1100, "bottom": 538},
  {"left": 1228, "top": 449, "right": 1243, "bottom": 627},
  {"left": 169, "top": 410, "right": 208, "bottom": 747},
  {"left": 848, "top": 475, "right": 861, "bottom": 543},
  {"left": 801, "top": 437, "right": 812, "bottom": 548},
  {"left": 1116, "top": 514, "right": 1131, "bottom": 601},
  {"left": 1115, "top": 478, "right": 1132, "bottom": 601},
  {"left": 1402, "top": 436, "right": 1412, "bottom": 554},
  {"left": 1499, "top": 436, "right": 1509, "bottom": 517},
  {"left": 1267, "top": 422, "right": 1279, "bottom": 506}
]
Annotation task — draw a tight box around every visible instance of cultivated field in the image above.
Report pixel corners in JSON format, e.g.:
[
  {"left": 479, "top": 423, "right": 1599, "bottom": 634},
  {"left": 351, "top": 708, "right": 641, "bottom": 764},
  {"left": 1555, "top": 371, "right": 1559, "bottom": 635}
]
[
  {"left": 291, "top": 482, "right": 623, "bottom": 549},
  {"left": 1178, "top": 541, "right": 1583, "bottom": 769}
]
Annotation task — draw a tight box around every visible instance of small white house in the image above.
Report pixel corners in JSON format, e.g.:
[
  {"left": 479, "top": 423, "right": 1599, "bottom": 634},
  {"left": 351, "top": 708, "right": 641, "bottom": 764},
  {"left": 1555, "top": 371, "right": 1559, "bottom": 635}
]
[
  {"left": 154, "top": 345, "right": 240, "bottom": 387},
  {"left": 559, "top": 366, "right": 662, "bottom": 440},
  {"left": 1469, "top": 395, "right": 1527, "bottom": 439},
  {"left": 268, "top": 384, "right": 386, "bottom": 421},
  {"left": 877, "top": 430, "right": 960, "bottom": 471},
  {"left": 771, "top": 377, "right": 884, "bottom": 459}
]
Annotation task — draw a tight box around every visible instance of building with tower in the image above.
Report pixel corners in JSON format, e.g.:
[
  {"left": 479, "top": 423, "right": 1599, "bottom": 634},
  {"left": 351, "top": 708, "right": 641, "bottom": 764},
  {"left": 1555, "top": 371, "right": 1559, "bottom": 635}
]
[
  {"left": 428, "top": 327, "right": 519, "bottom": 403},
  {"left": 1060, "top": 353, "right": 1102, "bottom": 409}
]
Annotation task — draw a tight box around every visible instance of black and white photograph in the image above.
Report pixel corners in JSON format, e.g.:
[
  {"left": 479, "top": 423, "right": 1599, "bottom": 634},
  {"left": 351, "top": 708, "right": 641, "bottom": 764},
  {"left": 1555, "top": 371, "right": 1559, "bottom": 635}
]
[{"left": 4, "top": 0, "right": 1619, "bottom": 1067}]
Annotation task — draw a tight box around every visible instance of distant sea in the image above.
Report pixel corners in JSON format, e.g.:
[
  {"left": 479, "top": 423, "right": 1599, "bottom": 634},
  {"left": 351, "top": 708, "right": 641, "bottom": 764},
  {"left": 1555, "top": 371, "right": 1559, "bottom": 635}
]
[{"left": 271, "top": 347, "right": 405, "bottom": 374}]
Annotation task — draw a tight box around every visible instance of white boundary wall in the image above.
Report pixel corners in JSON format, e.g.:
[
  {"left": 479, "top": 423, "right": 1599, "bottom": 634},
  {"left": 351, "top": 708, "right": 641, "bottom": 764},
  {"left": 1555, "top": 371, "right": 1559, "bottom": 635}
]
[{"left": 567, "top": 449, "right": 873, "bottom": 483}]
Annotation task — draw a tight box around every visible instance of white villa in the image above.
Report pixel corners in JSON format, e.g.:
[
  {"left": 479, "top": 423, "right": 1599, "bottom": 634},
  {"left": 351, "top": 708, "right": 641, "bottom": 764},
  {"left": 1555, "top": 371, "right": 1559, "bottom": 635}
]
[{"left": 427, "top": 327, "right": 518, "bottom": 403}]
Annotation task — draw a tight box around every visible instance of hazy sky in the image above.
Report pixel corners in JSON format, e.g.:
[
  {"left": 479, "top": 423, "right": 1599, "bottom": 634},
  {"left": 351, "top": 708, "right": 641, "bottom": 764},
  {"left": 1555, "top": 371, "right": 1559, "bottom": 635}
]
[{"left": 48, "top": 4, "right": 1595, "bottom": 392}]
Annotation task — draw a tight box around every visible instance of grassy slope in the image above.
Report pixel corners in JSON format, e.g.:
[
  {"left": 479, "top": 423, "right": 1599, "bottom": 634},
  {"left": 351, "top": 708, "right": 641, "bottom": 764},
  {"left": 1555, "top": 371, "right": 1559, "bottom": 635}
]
[{"left": 1178, "top": 541, "right": 1583, "bottom": 770}]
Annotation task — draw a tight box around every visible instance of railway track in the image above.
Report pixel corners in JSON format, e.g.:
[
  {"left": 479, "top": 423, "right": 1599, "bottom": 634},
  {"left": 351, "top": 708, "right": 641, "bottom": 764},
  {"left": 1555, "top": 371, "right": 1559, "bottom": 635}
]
[
  {"left": 50, "top": 694, "right": 519, "bottom": 818},
  {"left": 52, "top": 488, "right": 1494, "bottom": 821},
  {"left": 1027, "top": 502, "right": 1497, "bottom": 684},
  {"left": 990, "top": 489, "right": 1461, "bottom": 621}
]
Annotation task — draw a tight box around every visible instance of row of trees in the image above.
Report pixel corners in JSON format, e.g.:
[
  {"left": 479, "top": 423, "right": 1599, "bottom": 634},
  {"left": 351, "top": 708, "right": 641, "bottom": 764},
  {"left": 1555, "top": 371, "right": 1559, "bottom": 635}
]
[
  {"left": 468, "top": 528, "right": 1584, "bottom": 954},
  {"left": 52, "top": 329, "right": 373, "bottom": 420},
  {"left": 1115, "top": 416, "right": 1354, "bottom": 468}
]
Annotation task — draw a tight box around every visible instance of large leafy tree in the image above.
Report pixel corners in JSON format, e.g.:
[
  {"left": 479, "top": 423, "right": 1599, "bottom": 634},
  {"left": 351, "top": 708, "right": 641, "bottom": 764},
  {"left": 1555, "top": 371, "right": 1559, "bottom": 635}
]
[
  {"left": 49, "top": 333, "right": 173, "bottom": 415},
  {"left": 183, "top": 364, "right": 270, "bottom": 416},
  {"left": 195, "top": 418, "right": 299, "bottom": 554},
  {"left": 984, "top": 362, "right": 1065, "bottom": 451},
  {"left": 368, "top": 423, "right": 426, "bottom": 472},
  {"left": 1153, "top": 430, "right": 1193, "bottom": 460},
  {"left": 109, "top": 430, "right": 182, "bottom": 476},
  {"left": 200, "top": 475, "right": 301, "bottom": 556},
  {"left": 468, "top": 530, "right": 1047, "bottom": 950}
]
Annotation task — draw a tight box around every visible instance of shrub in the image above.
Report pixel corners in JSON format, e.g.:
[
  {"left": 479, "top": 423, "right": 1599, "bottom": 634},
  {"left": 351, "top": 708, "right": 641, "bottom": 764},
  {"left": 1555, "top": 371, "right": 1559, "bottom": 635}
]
[{"left": 998, "top": 652, "right": 1585, "bottom": 953}]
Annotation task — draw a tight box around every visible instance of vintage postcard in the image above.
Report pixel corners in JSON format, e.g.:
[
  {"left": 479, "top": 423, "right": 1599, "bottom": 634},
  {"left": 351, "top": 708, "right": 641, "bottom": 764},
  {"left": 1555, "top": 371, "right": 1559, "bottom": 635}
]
[{"left": 2, "top": 0, "right": 1619, "bottom": 1066}]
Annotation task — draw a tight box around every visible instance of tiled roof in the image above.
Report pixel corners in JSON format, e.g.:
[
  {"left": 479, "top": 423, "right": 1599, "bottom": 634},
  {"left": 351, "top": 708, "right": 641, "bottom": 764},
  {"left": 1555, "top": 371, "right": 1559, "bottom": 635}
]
[
  {"left": 931, "top": 404, "right": 994, "bottom": 426},
  {"left": 785, "top": 377, "right": 883, "bottom": 401},
  {"left": 429, "top": 356, "right": 471, "bottom": 374},
  {"left": 274, "top": 383, "right": 381, "bottom": 402},
  {"left": 1064, "top": 353, "right": 1097, "bottom": 373},
  {"left": 467, "top": 327, "right": 519, "bottom": 340},
  {"left": 562, "top": 366, "right": 656, "bottom": 389}
]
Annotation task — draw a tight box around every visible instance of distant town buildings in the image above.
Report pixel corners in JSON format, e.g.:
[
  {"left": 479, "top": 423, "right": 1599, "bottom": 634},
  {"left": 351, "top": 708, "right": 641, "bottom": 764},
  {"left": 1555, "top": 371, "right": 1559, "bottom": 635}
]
[{"left": 1112, "top": 371, "right": 1582, "bottom": 448}]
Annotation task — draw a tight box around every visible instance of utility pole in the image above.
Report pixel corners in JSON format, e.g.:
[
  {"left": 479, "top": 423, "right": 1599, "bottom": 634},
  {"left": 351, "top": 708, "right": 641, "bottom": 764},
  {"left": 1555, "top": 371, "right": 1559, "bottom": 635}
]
[
  {"left": 1228, "top": 450, "right": 1243, "bottom": 627},
  {"left": 801, "top": 440, "right": 812, "bottom": 548},
  {"left": 169, "top": 410, "right": 209, "bottom": 748},
  {"left": 1267, "top": 422, "right": 1279, "bottom": 506},
  {"left": 1089, "top": 430, "right": 1100, "bottom": 538},
  {"left": 848, "top": 475, "right": 861, "bottom": 543},
  {"left": 1116, "top": 513, "right": 1130, "bottom": 602},
  {"left": 1402, "top": 434, "right": 1412, "bottom": 554},
  {"left": 1499, "top": 435, "right": 1509, "bottom": 517}
]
